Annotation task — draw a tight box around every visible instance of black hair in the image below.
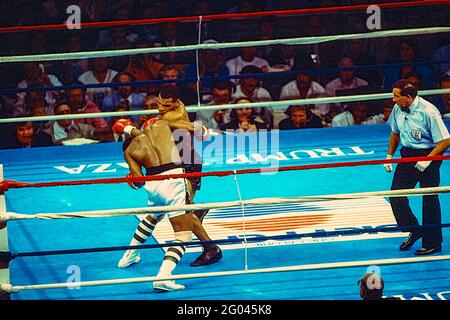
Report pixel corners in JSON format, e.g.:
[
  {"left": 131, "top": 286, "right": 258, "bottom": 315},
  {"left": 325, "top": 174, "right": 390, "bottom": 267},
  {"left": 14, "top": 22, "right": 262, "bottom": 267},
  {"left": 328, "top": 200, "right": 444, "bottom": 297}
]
[
  {"left": 440, "top": 74, "right": 450, "bottom": 83},
  {"left": 211, "top": 80, "right": 236, "bottom": 95},
  {"left": 66, "top": 81, "right": 87, "bottom": 96},
  {"left": 159, "top": 84, "right": 180, "bottom": 101},
  {"left": 240, "top": 65, "right": 263, "bottom": 75},
  {"left": 392, "top": 79, "right": 418, "bottom": 98},
  {"left": 14, "top": 114, "right": 37, "bottom": 133},
  {"left": 113, "top": 71, "right": 135, "bottom": 83},
  {"left": 285, "top": 105, "right": 313, "bottom": 117},
  {"left": 292, "top": 53, "right": 316, "bottom": 75},
  {"left": 53, "top": 100, "right": 72, "bottom": 114}
]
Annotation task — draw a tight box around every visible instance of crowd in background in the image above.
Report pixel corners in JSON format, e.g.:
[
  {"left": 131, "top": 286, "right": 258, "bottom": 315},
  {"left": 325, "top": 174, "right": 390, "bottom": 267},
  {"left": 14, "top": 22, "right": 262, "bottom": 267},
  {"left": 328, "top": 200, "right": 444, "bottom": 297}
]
[{"left": 0, "top": 0, "right": 449, "bottom": 149}]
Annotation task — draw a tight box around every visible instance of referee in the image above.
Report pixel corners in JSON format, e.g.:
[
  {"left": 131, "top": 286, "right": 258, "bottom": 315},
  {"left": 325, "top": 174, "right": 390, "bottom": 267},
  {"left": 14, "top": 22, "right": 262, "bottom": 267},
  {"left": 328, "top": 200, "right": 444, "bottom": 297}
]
[{"left": 385, "top": 79, "right": 450, "bottom": 255}]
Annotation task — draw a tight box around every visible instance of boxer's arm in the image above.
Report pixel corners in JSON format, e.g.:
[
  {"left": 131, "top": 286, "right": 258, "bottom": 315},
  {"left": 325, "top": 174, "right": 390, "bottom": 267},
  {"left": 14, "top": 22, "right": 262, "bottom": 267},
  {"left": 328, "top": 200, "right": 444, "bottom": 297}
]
[
  {"left": 124, "top": 152, "right": 145, "bottom": 189},
  {"left": 125, "top": 152, "right": 144, "bottom": 177}
]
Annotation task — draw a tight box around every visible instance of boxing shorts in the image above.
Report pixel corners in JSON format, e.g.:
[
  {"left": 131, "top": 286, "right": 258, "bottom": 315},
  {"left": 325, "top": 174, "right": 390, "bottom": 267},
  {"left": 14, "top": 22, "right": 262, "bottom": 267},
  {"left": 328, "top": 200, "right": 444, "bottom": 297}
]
[{"left": 144, "top": 163, "right": 187, "bottom": 219}]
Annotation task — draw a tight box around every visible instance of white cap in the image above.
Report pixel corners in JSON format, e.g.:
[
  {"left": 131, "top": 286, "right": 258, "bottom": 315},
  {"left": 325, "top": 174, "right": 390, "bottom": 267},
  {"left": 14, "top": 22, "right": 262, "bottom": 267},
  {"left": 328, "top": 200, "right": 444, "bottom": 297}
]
[{"left": 202, "top": 39, "right": 220, "bottom": 50}]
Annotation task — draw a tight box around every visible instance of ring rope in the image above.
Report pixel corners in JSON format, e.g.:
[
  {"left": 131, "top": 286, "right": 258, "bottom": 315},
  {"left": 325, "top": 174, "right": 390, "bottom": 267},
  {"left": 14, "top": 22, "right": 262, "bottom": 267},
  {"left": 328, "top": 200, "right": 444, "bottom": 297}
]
[
  {"left": 0, "top": 88, "right": 449, "bottom": 124},
  {"left": 2, "top": 254, "right": 450, "bottom": 294},
  {"left": 1, "top": 26, "right": 449, "bottom": 63},
  {"left": 0, "top": 0, "right": 445, "bottom": 33},
  {"left": 2, "top": 155, "right": 449, "bottom": 191},
  {"left": 2, "top": 223, "right": 449, "bottom": 262},
  {"left": 195, "top": 15, "right": 203, "bottom": 112},
  {"left": 3, "top": 186, "right": 449, "bottom": 222}
]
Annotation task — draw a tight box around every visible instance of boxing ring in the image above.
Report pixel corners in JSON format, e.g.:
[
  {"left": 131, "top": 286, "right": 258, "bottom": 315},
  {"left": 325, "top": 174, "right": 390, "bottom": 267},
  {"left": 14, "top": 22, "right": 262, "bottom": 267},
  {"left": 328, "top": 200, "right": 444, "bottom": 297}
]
[
  {"left": 1, "top": 122, "right": 450, "bottom": 300},
  {"left": 1, "top": 0, "right": 450, "bottom": 301}
]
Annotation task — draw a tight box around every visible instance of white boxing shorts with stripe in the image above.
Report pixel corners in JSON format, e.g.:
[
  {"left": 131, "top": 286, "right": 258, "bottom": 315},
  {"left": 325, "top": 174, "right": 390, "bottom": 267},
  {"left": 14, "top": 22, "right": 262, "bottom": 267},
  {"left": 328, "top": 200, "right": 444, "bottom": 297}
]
[{"left": 143, "top": 165, "right": 187, "bottom": 220}]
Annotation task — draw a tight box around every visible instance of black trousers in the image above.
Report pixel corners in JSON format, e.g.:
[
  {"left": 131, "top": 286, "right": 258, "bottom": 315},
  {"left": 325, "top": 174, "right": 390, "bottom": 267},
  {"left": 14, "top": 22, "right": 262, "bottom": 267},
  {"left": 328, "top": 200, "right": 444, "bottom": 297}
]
[{"left": 389, "top": 147, "right": 443, "bottom": 248}]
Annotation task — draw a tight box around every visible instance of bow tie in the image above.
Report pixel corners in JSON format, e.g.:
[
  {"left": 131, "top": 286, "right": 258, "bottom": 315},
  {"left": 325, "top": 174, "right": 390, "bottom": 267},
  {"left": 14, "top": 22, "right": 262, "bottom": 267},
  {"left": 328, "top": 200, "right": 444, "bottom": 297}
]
[{"left": 402, "top": 107, "right": 410, "bottom": 114}]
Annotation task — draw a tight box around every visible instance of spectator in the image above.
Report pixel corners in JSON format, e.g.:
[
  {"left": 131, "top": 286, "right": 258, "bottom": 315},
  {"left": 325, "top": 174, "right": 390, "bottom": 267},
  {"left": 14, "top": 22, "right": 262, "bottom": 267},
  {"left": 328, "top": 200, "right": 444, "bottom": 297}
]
[
  {"left": 159, "top": 65, "right": 198, "bottom": 108},
  {"left": 78, "top": 57, "right": 118, "bottom": 107},
  {"left": 15, "top": 62, "right": 62, "bottom": 117},
  {"left": 154, "top": 22, "right": 193, "bottom": 65},
  {"left": 432, "top": 43, "right": 450, "bottom": 80},
  {"left": 0, "top": 93, "right": 15, "bottom": 118},
  {"left": 197, "top": 80, "right": 234, "bottom": 129},
  {"left": 24, "top": 91, "right": 52, "bottom": 116},
  {"left": 226, "top": 47, "right": 270, "bottom": 84},
  {"left": 358, "top": 272, "right": 385, "bottom": 300},
  {"left": 436, "top": 74, "right": 450, "bottom": 117},
  {"left": 136, "top": 6, "right": 160, "bottom": 43},
  {"left": 232, "top": 65, "right": 273, "bottom": 129},
  {"left": 403, "top": 72, "right": 422, "bottom": 91},
  {"left": 154, "top": 0, "right": 172, "bottom": 18},
  {"left": 279, "top": 55, "right": 328, "bottom": 125},
  {"left": 278, "top": 105, "right": 323, "bottom": 130},
  {"left": 59, "top": 32, "right": 89, "bottom": 85},
  {"left": 225, "top": 1, "right": 260, "bottom": 41},
  {"left": 108, "top": 25, "right": 138, "bottom": 71},
  {"left": 186, "top": 39, "right": 230, "bottom": 100},
  {"left": 383, "top": 39, "right": 434, "bottom": 91},
  {"left": 332, "top": 101, "right": 382, "bottom": 127},
  {"left": 102, "top": 72, "right": 146, "bottom": 123},
  {"left": 38, "top": 0, "right": 63, "bottom": 24},
  {"left": 44, "top": 101, "right": 112, "bottom": 145},
  {"left": 296, "top": 15, "right": 338, "bottom": 69},
  {"left": 325, "top": 56, "right": 369, "bottom": 97},
  {"left": 27, "top": 31, "right": 54, "bottom": 57},
  {"left": 257, "top": 17, "right": 279, "bottom": 61},
  {"left": 226, "top": 0, "right": 258, "bottom": 13},
  {"left": 125, "top": 39, "right": 164, "bottom": 95},
  {"left": 2, "top": 119, "right": 52, "bottom": 149},
  {"left": 367, "top": 99, "right": 395, "bottom": 125},
  {"left": 220, "top": 97, "right": 266, "bottom": 133},
  {"left": 25, "top": 91, "right": 52, "bottom": 131},
  {"left": 65, "top": 81, "right": 108, "bottom": 129},
  {"left": 342, "top": 39, "right": 380, "bottom": 86},
  {"left": 188, "top": 0, "right": 223, "bottom": 42},
  {"left": 97, "top": 6, "right": 137, "bottom": 50},
  {"left": 267, "top": 45, "right": 297, "bottom": 73},
  {"left": 135, "top": 95, "right": 159, "bottom": 129}
]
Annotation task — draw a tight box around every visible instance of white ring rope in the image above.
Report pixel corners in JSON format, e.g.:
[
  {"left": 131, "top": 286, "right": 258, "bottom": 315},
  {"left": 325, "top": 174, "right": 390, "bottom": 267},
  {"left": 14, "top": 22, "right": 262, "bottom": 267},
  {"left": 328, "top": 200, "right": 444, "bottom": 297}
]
[
  {"left": 2, "top": 186, "right": 449, "bottom": 222},
  {"left": 0, "top": 88, "right": 448, "bottom": 124},
  {"left": 0, "top": 26, "right": 449, "bottom": 63},
  {"left": 195, "top": 15, "right": 203, "bottom": 110},
  {"left": 2, "top": 254, "right": 450, "bottom": 293}
]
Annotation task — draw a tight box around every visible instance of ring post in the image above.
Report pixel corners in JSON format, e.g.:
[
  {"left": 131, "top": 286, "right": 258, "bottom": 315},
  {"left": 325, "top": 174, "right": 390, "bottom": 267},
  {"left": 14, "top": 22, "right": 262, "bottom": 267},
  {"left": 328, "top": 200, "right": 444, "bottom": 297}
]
[{"left": 0, "top": 164, "right": 11, "bottom": 300}]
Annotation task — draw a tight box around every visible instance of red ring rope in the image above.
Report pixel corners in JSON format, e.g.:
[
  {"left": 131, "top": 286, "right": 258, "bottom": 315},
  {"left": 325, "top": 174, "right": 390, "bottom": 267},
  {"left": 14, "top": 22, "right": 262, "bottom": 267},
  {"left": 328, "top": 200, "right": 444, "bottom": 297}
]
[
  {"left": 2, "top": 154, "right": 449, "bottom": 191},
  {"left": 0, "top": 0, "right": 445, "bottom": 33}
]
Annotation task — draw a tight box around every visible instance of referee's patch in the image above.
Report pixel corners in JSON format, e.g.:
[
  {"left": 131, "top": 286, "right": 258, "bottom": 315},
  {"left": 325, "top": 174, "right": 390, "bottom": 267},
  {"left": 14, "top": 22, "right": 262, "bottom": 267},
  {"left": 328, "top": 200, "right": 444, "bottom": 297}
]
[{"left": 411, "top": 129, "right": 422, "bottom": 140}]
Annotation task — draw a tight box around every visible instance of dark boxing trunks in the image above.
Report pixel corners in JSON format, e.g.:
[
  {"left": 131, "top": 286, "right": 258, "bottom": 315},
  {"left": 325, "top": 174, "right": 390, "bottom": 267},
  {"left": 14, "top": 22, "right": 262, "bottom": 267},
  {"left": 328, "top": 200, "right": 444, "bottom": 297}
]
[{"left": 145, "top": 162, "right": 183, "bottom": 175}]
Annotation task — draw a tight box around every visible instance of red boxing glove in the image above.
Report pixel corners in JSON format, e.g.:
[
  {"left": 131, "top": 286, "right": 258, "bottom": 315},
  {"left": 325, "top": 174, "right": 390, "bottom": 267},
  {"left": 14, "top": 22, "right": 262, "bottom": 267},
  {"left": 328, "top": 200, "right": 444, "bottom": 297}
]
[
  {"left": 143, "top": 117, "right": 159, "bottom": 129},
  {"left": 0, "top": 180, "right": 8, "bottom": 194},
  {"left": 126, "top": 173, "right": 144, "bottom": 189},
  {"left": 112, "top": 119, "right": 133, "bottom": 135}
]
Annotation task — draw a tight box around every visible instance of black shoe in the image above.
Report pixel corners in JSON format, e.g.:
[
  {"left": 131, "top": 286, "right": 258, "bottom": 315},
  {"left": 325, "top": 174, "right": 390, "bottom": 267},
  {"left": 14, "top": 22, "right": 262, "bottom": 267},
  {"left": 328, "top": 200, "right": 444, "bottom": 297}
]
[
  {"left": 415, "top": 246, "right": 442, "bottom": 256},
  {"left": 399, "top": 232, "right": 421, "bottom": 251},
  {"left": 190, "top": 247, "right": 222, "bottom": 267}
]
